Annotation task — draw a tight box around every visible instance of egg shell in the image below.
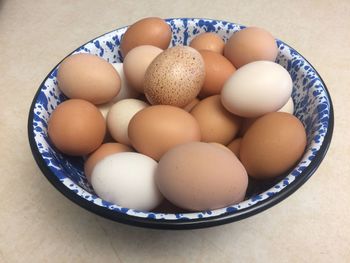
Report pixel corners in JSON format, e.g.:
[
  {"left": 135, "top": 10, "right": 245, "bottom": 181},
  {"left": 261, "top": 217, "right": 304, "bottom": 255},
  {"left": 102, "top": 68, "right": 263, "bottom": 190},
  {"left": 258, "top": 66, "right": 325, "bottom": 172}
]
[
  {"left": 84, "top": 143, "right": 133, "bottom": 181},
  {"left": 209, "top": 142, "right": 233, "bottom": 154},
  {"left": 239, "top": 97, "right": 294, "bottom": 136},
  {"left": 48, "top": 99, "right": 106, "bottom": 156},
  {"left": 120, "top": 17, "right": 171, "bottom": 57},
  {"left": 240, "top": 112, "right": 307, "bottom": 179},
  {"left": 156, "top": 142, "right": 248, "bottom": 211},
  {"left": 98, "top": 63, "right": 140, "bottom": 119},
  {"left": 107, "top": 99, "right": 148, "bottom": 145},
  {"left": 111, "top": 63, "right": 140, "bottom": 101},
  {"left": 190, "top": 95, "right": 242, "bottom": 145},
  {"left": 144, "top": 46, "right": 205, "bottom": 107},
  {"left": 221, "top": 61, "right": 293, "bottom": 118},
  {"left": 239, "top": 117, "right": 257, "bottom": 136},
  {"left": 189, "top": 32, "right": 225, "bottom": 54},
  {"left": 278, "top": 97, "right": 294, "bottom": 114},
  {"left": 198, "top": 50, "right": 236, "bottom": 98},
  {"left": 227, "top": 138, "right": 242, "bottom": 157},
  {"left": 183, "top": 98, "right": 200, "bottom": 112},
  {"left": 57, "top": 53, "right": 121, "bottom": 105},
  {"left": 91, "top": 152, "right": 163, "bottom": 211},
  {"left": 224, "top": 27, "right": 278, "bottom": 68},
  {"left": 128, "top": 105, "right": 201, "bottom": 161},
  {"left": 123, "top": 45, "right": 163, "bottom": 93}
]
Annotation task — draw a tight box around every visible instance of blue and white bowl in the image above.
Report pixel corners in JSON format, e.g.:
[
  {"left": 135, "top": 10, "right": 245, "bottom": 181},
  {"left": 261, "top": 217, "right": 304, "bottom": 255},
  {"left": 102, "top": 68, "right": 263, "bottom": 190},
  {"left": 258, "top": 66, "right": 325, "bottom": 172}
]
[{"left": 28, "top": 18, "right": 334, "bottom": 229}]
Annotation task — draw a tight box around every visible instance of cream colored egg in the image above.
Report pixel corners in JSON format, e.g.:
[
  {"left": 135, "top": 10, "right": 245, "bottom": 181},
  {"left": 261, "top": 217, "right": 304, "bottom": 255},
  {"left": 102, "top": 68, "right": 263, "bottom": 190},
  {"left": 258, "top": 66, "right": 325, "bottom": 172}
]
[
  {"left": 107, "top": 99, "right": 148, "bottom": 145},
  {"left": 111, "top": 63, "right": 140, "bottom": 101},
  {"left": 221, "top": 61, "right": 292, "bottom": 118},
  {"left": 57, "top": 53, "right": 121, "bottom": 105}
]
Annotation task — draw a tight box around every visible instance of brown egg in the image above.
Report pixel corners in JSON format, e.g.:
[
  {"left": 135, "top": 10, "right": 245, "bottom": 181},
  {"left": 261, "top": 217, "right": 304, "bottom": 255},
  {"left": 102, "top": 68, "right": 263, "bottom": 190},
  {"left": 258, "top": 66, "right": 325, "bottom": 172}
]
[
  {"left": 227, "top": 138, "right": 242, "bottom": 157},
  {"left": 48, "top": 99, "right": 106, "bottom": 156},
  {"left": 190, "top": 95, "right": 242, "bottom": 145},
  {"left": 183, "top": 98, "right": 200, "bottom": 112},
  {"left": 240, "top": 112, "right": 307, "bottom": 179},
  {"left": 239, "top": 117, "right": 257, "bottom": 136},
  {"left": 224, "top": 27, "right": 278, "bottom": 68},
  {"left": 156, "top": 142, "right": 248, "bottom": 211},
  {"left": 84, "top": 143, "right": 133, "bottom": 181},
  {"left": 57, "top": 53, "right": 121, "bottom": 105},
  {"left": 198, "top": 50, "right": 236, "bottom": 98},
  {"left": 128, "top": 105, "right": 201, "bottom": 161},
  {"left": 190, "top": 32, "right": 225, "bottom": 54},
  {"left": 120, "top": 17, "right": 171, "bottom": 57},
  {"left": 123, "top": 45, "right": 163, "bottom": 93},
  {"left": 144, "top": 46, "right": 205, "bottom": 107}
]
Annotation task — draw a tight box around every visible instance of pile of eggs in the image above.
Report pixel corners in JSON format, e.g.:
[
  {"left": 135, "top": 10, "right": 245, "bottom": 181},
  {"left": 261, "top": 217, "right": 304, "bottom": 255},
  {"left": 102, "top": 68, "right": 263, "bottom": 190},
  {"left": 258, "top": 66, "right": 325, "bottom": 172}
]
[{"left": 48, "top": 17, "right": 307, "bottom": 213}]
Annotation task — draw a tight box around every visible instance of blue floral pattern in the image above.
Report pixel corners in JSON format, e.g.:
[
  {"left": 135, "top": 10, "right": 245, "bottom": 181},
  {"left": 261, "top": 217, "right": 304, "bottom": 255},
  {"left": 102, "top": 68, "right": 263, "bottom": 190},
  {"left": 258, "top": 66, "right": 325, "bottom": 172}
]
[{"left": 30, "top": 18, "right": 331, "bottom": 221}]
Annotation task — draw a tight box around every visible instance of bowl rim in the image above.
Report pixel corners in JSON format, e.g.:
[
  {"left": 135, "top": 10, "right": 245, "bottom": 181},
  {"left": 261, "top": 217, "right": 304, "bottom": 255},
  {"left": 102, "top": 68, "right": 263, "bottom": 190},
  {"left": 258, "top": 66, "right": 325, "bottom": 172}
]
[{"left": 27, "top": 18, "right": 334, "bottom": 230}]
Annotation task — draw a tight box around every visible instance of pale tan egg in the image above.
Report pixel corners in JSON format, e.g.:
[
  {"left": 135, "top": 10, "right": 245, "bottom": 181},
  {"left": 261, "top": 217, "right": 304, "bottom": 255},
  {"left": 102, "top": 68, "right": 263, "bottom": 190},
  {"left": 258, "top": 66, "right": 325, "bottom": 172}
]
[
  {"left": 156, "top": 142, "right": 248, "bottom": 211},
  {"left": 209, "top": 142, "right": 233, "bottom": 154},
  {"left": 190, "top": 32, "right": 225, "bottom": 54},
  {"left": 123, "top": 45, "right": 163, "bottom": 93},
  {"left": 107, "top": 98, "right": 149, "bottom": 145},
  {"left": 144, "top": 46, "right": 205, "bottom": 107},
  {"left": 57, "top": 53, "right": 121, "bottom": 104}
]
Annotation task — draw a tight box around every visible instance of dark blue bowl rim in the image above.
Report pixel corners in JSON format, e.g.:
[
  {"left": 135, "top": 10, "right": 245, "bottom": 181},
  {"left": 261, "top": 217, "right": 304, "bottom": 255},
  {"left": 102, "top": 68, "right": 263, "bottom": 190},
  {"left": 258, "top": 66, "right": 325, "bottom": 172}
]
[{"left": 27, "top": 18, "right": 334, "bottom": 230}]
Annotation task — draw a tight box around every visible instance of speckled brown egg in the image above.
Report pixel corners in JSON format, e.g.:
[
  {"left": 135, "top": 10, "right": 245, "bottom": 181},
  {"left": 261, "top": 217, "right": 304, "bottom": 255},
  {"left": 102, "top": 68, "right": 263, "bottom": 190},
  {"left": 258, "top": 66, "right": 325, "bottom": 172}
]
[
  {"left": 128, "top": 105, "right": 201, "bottom": 161},
  {"left": 144, "top": 46, "right": 205, "bottom": 107},
  {"left": 120, "top": 17, "right": 171, "bottom": 57},
  {"left": 190, "top": 95, "right": 242, "bottom": 145},
  {"left": 156, "top": 142, "right": 248, "bottom": 211},
  {"left": 48, "top": 99, "right": 106, "bottom": 156},
  {"left": 240, "top": 112, "right": 307, "bottom": 179}
]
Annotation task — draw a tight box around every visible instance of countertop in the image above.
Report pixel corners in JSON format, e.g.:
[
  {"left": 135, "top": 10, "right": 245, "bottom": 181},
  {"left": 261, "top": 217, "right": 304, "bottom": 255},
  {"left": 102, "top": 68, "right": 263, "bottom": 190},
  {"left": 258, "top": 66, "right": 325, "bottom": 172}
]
[{"left": 1, "top": 0, "right": 349, "bottom": 262}]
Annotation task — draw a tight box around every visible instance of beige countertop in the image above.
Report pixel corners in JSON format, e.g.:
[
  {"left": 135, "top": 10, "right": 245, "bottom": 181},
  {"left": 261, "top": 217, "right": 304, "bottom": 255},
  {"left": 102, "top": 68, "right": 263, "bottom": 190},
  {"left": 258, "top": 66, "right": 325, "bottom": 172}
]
[{"left": 1, "top": 0, "right": 349, "bottom": 262}]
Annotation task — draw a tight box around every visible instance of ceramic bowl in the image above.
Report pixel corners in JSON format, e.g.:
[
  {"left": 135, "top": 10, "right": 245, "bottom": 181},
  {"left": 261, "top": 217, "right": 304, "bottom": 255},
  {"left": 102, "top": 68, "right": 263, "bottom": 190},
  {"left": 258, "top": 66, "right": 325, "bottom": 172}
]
[{"left": 28, "top": 18, "right": 334, "bottom": 229}]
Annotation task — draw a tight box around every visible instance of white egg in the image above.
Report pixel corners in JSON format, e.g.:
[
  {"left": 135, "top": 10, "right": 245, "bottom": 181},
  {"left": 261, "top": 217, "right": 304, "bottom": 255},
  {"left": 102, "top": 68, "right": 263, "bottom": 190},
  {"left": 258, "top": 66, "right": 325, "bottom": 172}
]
[
  {"left": 107, "top": 98, "right": 148, "bottom": 145},
  {"left": 91, "top": 152, "right": 163, "bottom": 211},
  {"left": 111, "top": 63, "right": 140, "bottom": 102},
  {"left": 278, "top": 97, "right": 294, "bottom": 114},
  {"left": 221, "top": 61, "right": 292, "bottom": 118}
]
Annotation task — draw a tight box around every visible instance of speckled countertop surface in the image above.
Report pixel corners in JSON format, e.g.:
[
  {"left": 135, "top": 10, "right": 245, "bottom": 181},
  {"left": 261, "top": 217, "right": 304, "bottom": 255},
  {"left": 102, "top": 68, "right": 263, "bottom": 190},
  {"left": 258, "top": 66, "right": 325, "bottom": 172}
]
[{"left": 1, "top": 0, "right": 349, "bottom": 262}]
